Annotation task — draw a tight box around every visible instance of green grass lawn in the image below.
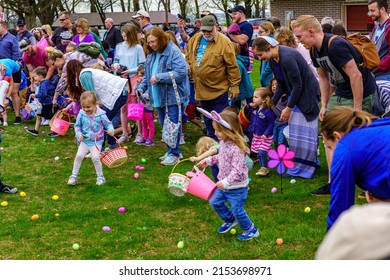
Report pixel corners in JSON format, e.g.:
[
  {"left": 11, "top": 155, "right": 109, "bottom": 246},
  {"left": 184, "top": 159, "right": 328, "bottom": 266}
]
[{"left": 0, "top": 62, "right": 365, "bottom": 260}]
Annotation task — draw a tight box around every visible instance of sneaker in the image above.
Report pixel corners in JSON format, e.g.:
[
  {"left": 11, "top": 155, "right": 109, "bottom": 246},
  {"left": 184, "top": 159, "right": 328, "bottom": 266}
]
[
  {"left": 159, "top": 152, "right": 183, "bottom": 161},
  {"left": 237, "top": 226, "right": 260, "bottom": 241},
  {"left": 133, "top": 133, "right": 143, "bottom": 143},
  {"left": 357, "top": 191, "right": 366, "bottom": 199},
  {"left": 2, "top": 121, "right": 8, "bottom": 127},
  {"left": 27, "top": 129, "right": 39, "bottom": 136},
  {"left": 67, "top": 175, "right": 78, "bottom": 185},
  {"left": 218, "top": 220, "right": 238, "bottom": 233},
  {"left": 160, "top": 154, "right": 179, "bottom": 166},
  {"left": 48, "top": 132, "right": 59, "bottom": 137},
  {"left": 118, "top": 134, "right": 129, "bottom": 143},
  {"left": 135, "top": 137, "right": 146, "bottom": 145},
  {"left": 0, "top": 181, "right": 18, "bottom": 194},
  {"left": 96, "top": 176, "right": 106, "bottom": 186},
  {"left": 144, "top": 139, "right": 155, "bottom": 146},
  {"left": 179, "top": 134, "right": 185, "bottom": 145},
  {"left": 311, "top": 183, "right": 331, "bottom": 196},
  {"left": 14, "top": 116, "right": 22, "bottom": 125},
  {"left": 255, "top": 167, "right": 269, "bottom": 176},
  {"left": 159, "top": 152, "right": 169, "bottom": 161},
  {"left": 41, "top": 119, "right": 50, "bottom": 126}
]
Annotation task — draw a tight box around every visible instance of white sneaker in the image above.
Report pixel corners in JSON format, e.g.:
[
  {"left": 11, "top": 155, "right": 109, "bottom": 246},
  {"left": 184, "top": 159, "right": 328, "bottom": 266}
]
[
  {"left": 2, "top": 121, "right": 8, "bottom": 126},
  {"left": 96, "top": 176, "right": 106, "bottom": 186},
  {"left": 118, "top": 134, "right": 129, "bottom": 143},
  {"left": 67, "top": 175, "right": 78, "bottom": 185}
]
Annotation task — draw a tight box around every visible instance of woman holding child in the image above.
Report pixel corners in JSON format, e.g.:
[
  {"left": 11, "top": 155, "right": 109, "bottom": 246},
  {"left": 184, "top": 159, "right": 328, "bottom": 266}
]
[
  {"left": 252, "top": 36, "right": 320, "bottom": 179},
  {"left": 137, "top": 27, "right": 189, "bottom": 166}
]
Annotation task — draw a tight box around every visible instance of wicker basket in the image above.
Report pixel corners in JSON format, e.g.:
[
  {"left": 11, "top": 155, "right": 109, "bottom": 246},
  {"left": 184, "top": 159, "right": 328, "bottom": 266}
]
[
  {"left": 95, "top": 132, "right": 128, "bottom": 168},
  {"left": 168, "top": 158, "right": 190, "bottom": 196}
]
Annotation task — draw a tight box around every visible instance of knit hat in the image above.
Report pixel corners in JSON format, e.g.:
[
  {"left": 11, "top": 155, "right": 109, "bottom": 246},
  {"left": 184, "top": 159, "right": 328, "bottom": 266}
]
[{"left": 316, "top": 203, "right": 390, "bottom": 260}]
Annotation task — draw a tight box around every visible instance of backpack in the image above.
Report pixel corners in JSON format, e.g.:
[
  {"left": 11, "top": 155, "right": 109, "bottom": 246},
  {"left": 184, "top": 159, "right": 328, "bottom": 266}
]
[{"left": 313, "top": 33, "right": 380, "bottom": 70}]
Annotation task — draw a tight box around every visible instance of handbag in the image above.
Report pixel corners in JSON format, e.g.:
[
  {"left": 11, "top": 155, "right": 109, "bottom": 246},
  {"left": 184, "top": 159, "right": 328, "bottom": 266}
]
[{"left": 161, "top": 72, "right": 182, "bottom": 149}]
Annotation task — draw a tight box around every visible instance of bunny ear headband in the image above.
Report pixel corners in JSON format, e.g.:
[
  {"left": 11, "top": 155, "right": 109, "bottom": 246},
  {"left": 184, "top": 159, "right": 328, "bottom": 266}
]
[{"left": 196, "top": 107, "right": 232, "bottom": 130}]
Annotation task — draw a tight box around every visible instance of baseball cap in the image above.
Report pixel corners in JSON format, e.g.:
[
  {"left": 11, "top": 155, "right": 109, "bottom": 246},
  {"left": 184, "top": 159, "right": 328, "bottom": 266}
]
[
  {"left": 17, "top": 19, "right": 26, "bottom": 26},
  {"left": 200, "top": 15, "right": 216, "bottom": 32},
  {"left": 228, "top": 5, "right": 246, "bottom": 14},
  {"left": 132, "top": 10, "right": 150, "bottom": 19},
  {"left": 19, "top": 38, "right": 31, "bottom": 52},
  {"left": 316, "top": 203, "right": 390, "bottom": 260}
]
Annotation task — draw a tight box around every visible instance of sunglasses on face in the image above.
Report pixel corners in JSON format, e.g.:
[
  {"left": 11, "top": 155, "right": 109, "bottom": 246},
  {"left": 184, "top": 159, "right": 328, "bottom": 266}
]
[{"left": 59, "top": 18, "right": 68, "bottom": 22}]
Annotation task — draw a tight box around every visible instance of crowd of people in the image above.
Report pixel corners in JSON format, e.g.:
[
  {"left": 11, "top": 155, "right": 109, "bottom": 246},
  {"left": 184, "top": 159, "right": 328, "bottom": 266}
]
[{"left": 0, "top": 1, "right": 390, "bottom": 248}]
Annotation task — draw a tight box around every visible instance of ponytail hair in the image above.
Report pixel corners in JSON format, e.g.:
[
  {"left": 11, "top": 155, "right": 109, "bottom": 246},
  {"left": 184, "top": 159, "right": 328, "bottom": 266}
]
[
  {"left": 321, "top": 106, "right": 378, "bottom": 140},
  {"left": 46, "top": 47, "right": 64, "bottom": 62},
  {"left": 66, "top": 59, "right": 84, "bottom": 101}
]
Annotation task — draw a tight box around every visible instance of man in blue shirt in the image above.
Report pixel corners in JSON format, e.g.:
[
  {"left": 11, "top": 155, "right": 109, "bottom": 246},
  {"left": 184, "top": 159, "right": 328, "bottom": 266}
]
[
  {"left": 0, "top": 21, "right": 19, "bottom": 61},
  {"left": 222, "top": 5, "right": 253, "bottom": 68}
]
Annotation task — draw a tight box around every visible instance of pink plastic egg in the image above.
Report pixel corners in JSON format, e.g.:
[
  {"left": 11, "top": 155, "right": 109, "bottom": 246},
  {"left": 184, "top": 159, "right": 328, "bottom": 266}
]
[
  {"left": 102, "top": 226, "right": 111, "bottom": 232},
  {"left": 134, "top": 173, "right": 139, "bottom": 179},
  {"left": 118, "top": 207, "right": 126, "bottom": 213},
  {"left": 271, "top": 187, "right": 277, "bottom": 193}
]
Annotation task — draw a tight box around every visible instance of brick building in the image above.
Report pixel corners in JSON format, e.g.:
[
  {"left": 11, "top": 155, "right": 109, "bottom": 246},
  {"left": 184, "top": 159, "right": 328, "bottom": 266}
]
[{"left": 270, "top": 0, "right": 374, "bottom": 33}]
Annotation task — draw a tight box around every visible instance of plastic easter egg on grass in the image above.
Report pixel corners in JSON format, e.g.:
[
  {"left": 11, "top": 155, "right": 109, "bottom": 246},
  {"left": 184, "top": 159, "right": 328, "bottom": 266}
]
[
  {"left": 290, "top": 179, "right": 296, "bottom": 184},
  {"left": 19, "top": 191, "right": 27, "bottom": 197},
  {"left": 43, "top": 139, "right": 47, "bottom": 142},
  {"left": 1, "top": 201, "right": 8, "bottom": 207},
  {"left": 177, "top": 241, "right": 184, "bottom": 249},
  {"left": 230, "top": 228, "right": 236, "bottom": 235},
  {"left": 72, "top": 243, "right": 80, "bottom": 250},
  {"left": 102, "top": 226, "right": 111, "bottom": 232},
  {"left": 50, "top": 137, "right": 55, "bottom": 142},
  {"left": 141, "top": 158, "right": 147, "bottom": 163},
  {"left": 138, "top": 166, "right": 145, "bottom": 170},
  {"left": 24, "top": 126, "right": 28, "bottom": 130},
  {"left": 135, "top": 165, "right": 141, "bottom": 170},
  {"left": 41, "top": 131, "right": 46, "bottom": 134},
  {"left": 55, "top": 213, "right": 60, "bottom": 217},
  {"left": 54, "top": 156, "right": 60, "bottom": 161},
  {"left": 0, "top": 147, "right": 4, "bottom": 151},
  {"left": 31, "top": 214, "right": 39, "bottom": 220},
  {"left": 118, "top": 207, "right": 126, "bottom": 213},
  {"left": 52, "top": 195, "right": 59, "bottom": 201},
  {"left": 276, "top": 238, "right": 283, "bottom": 245},
  {"left": 304, "top": 207, "right": 311, "bottom": 213},
  {"left": 134, "top": 173, "right": 139, "bottom": 179},
  {"left": 271, "top": 187, "right": 277, "bottom": 193}
]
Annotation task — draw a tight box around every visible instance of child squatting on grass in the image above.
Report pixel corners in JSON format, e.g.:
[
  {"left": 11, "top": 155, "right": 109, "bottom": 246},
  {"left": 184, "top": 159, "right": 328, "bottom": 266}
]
[
  {"left": 198, "top": 110, "right": 259, "bottom": 241},
  {"left": 67, "top": 91, "right": 115, "bottom": 186}
]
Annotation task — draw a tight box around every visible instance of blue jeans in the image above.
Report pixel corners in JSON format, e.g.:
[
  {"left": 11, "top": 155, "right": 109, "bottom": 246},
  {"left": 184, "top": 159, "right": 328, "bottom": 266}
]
[
  {"left": 156, "top": 104, "right": 183, "bottom": 157},
  {"left": 257, "top": 149, "right": 268, "bottom": 167},
  {"left": 209, "top": 187, "right": 253, "bottom": 231},
  {"left": 102, "top": 90, "right": 128, "bottom": 148},
  {"left": 199, "top": 92, "right": 229, "bottom": 141},
  {"left": 273, "top": 122, "right": 288, "bottom": 148}
]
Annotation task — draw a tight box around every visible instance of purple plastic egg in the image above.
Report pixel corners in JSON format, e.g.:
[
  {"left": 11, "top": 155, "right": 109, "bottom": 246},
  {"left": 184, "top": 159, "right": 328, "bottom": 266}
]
[
  {"left": 102, "top": 226, "right": 111, "bottom": 232},
  {"left": 118, "top": 207, "right": 126, "bottom": 213},
  {"left": 271, "top": 187, "right": 277, "bottom": 193},
  {"left": 138, "top": 166, "right": 145, "bottom": 170}
]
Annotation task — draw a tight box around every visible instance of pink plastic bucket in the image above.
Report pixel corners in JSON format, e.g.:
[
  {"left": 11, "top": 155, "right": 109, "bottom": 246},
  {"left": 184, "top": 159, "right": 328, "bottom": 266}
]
[
  {"left": 186, "top": 166, "right": 217, "bottom": 200},
  {"left": 50, "top": 113, "right": 70, "bottom": 136},
  {"left": 127, "top": 103, "right": 144, "bottom": 120}
]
